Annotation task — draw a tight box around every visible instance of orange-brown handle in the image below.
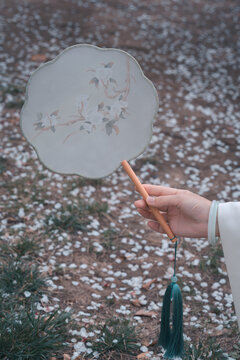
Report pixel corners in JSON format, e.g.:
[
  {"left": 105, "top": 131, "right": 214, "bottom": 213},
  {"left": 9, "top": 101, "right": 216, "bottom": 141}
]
[{"left": 121, "top": 160, "right": 177, "bottom": 242}]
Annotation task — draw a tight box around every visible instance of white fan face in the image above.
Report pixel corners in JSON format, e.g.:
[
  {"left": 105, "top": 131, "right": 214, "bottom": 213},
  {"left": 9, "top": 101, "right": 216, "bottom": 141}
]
[{"left": 20, "top": 44, "right": 159, "bottom": 178}]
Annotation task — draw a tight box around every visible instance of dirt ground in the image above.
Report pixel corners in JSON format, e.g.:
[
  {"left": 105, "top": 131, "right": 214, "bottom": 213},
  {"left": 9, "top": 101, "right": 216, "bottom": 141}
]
[{"left": 0, "top": 0, "right": 240, "bottom": 359}]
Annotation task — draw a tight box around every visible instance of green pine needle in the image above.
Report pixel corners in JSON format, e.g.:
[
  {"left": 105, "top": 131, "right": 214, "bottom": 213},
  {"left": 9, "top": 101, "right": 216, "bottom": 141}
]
[
  {"left": 0, "top": 239, "right": 71, "bottom": 359},
  {"left": 0, "top": 305, "right": 70, "bottom": 359},
  {"left": 0, "top": 260, "right": 46, "bottom": 303},
  {"left": 45, "top": 201, "right": 108, "bottom": 233},
  {"left": 184, "top": 338, "right": 226, "bottom": 359},
  {"left": 89, "top": 317, "right": 140, "bottom": 357}
]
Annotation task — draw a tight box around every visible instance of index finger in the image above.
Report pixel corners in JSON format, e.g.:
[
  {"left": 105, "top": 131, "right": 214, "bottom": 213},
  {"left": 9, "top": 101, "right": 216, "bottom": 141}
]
[
  {"left": 142, "top": 184, "right": 179, "bottom": 196},
  {"left": 134, "top": 199, "right": 148, "bottom": 209}
]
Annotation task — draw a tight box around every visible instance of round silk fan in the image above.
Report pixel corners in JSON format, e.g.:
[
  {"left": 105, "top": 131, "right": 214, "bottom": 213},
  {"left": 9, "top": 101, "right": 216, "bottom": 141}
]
[
  {"left": 21, "top": 44, "right": 158, "bottom": 179},
  {"left": 20, "top": 44, "right": 183, "bottom": 358}
]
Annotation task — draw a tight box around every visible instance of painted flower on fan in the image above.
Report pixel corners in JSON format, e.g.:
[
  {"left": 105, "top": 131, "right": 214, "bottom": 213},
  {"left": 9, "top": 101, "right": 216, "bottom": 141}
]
[
  {"left": 89, "top": 62, "right": 114, "bottom": 88},
  {"left": 80, "top": 103, "right": 101, "bottom": 125},
  {"left": 88, "top": 107, "right": 103, "bottom": 126},
  {"left": 34, "top": 110, "right": 59, "bottom": 132},
  {"left": 80, "top": 121, "right": 93, "bottom": 133},
  {"left": 110, "top": 99, "right": 128, "bottom": 119},
  {"left": 96, "top": 65, "right": 113, "bottom": 82},
  {"left": 75, "top": 94, "right": 89, "bottom": 113}
]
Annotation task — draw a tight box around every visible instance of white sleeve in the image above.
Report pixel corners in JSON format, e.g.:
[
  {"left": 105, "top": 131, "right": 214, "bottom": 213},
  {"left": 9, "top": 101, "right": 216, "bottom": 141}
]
[{"left": 218, "top": 202, "right": 240, "bottom": 329}]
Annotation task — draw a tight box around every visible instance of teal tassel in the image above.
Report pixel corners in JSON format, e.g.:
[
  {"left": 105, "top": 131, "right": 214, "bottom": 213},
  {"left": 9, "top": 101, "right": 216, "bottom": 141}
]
[
  {"left": 158, "top": 242, "right": 184, "bottom": 358},
  {"left": 158, "top": 283, "right": 172, "bottom": 348}
]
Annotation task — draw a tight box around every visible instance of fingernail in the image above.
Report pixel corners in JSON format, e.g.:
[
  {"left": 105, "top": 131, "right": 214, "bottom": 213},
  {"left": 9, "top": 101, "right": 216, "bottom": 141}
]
[{"left": 146, "top": 196, "right": 155, "bottom": 206}]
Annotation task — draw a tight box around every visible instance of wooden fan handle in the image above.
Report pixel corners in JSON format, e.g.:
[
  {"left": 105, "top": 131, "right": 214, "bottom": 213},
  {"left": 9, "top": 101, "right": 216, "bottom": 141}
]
[{"left": 121, "top": 160, "right": 177, "bottom": 243}]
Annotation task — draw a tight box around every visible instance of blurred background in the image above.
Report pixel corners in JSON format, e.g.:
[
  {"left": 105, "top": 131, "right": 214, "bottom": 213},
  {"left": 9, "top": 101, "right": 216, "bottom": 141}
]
[{"left": 0, "top": 0, "right": 240, "bottom": 359}]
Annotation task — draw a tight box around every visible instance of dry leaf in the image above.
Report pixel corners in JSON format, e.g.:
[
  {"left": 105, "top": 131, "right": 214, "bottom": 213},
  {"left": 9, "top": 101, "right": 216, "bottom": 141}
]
[
  {"left": 5, "top": 116, "right": 19, "bottom": 124},
  {"left": 141, "top": 339, "right": 150, "bottom": 347},
  {"left": 121, "top": 252, "right": 136, "bottom": 260},
  {"left": 142, "top": 278, "right": 157, "bottom": 290},
  {"left": 131, "top": 299, "right": 142, "bottom": 307},
  {"left": 214, "top": 328, "right": 229, "bottom": 337},
  {"left": 137, "top": 352, "right": 150, "bottom": 359},
  {"left": 47, "top": 266, "right": 53, "bottom": 276},
  {"left": 26, "top": 228, "right": 34, "bottom": 234},
  {"left": 7, "top": 217, "right": 18, "bottom": 224},
  {"left": 64, "top": 274, "right": 71, "bottom": 280},
  {"left": 135, "top": 310, "right": 158, "bottom": 317},
  {"left": 31, "top": 54, "right": 47, "bottom": 62},
  {"left": 63, "top": 354, "right": 71, "bottom": 360},
  {"left": 141, "top": 338, "right": 158, "bottom": 347}
]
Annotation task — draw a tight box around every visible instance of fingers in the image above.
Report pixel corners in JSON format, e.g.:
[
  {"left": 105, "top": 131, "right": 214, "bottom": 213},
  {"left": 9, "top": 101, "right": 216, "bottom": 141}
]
[
  {"left": 134, "top": 184, "right": 179, "bottom": 198},
  {"left": 142, "top": 184, "right": 179, "bottom": 196},
  {"left": 146, "top": 194, "right": 181, "bottom": 212},
  {"left": 134, "top": 193, "right": 180, "bottom": 213},
  {"left": 137, "top": 207, "right": 167, "bottom": 222},
  {"left": 147, "top": 220, "right": 164, "bottom": 233},
  {"left": 137, "top": 208, "right": 154, "bottom": 219},
  {"left": 134, "top": 199, "right": 147, "bottom": 209}
]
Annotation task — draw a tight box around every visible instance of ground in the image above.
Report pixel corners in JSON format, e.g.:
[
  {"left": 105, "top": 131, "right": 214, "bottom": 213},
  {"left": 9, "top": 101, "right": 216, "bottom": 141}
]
[{"left": 0, "top": 0, "right": 240, "bottom": 359}]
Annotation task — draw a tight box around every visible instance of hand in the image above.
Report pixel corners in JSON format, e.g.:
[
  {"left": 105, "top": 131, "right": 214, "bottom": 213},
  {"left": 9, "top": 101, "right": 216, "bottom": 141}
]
[{"left": 134, "top": 184, "right": 212, "bottom": 238}]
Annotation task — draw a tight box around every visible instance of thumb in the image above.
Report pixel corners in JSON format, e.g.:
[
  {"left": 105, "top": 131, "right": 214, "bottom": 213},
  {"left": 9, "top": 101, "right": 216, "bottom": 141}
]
[{"left": 146, "top": 195, "right": 180, "bottom": 212}]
